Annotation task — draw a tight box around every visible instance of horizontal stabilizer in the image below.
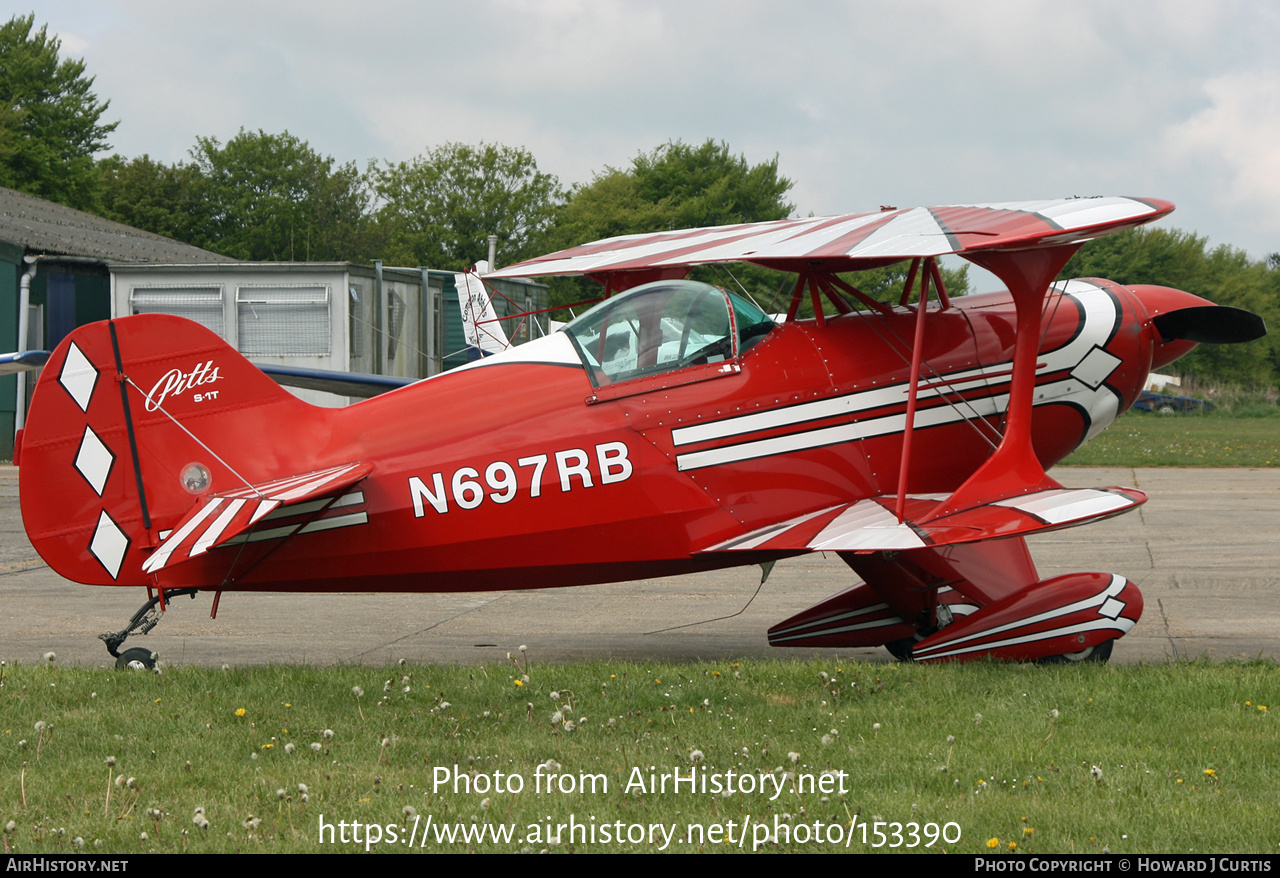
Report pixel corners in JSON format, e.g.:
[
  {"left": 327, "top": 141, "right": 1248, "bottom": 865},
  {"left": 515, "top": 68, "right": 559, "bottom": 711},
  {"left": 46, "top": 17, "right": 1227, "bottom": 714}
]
[
  {"left": 704, "top": 487, "right": 1145, "bottom": 554},
  {"left": 141, "top": 461, "right": 372, "bottom": 574}
]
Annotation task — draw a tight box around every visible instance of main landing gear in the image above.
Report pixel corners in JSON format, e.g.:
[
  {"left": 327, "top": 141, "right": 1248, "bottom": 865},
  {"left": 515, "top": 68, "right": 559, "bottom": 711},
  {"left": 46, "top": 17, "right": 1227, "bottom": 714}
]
[{"left": 100, "top": 588, "right": 201, "bottom": 670}]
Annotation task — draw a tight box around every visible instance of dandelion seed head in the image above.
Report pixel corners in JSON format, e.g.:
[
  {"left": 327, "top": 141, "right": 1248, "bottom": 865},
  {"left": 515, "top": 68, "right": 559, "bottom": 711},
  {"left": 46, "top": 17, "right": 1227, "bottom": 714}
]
[
  {"left": 690, "top": 749, "right": 704, "bottom": 763},
  {"left": 519, "top": 645, "right": 527, "bottom": 653},
  {"left": 284, "top": 743, "right": 296, "bottom": 754},
  {"left": 352, "top": 686, "right": 364, "bottom": 698},
  {"left": 402, "top": 806, "right": 416, "bottom": 819},
  {"left": 4, "top": 821, "right": 15, "bottom": 832},
  {"left": 872, "top": 723, "right": 881, "bottom": 732},
  {"left": 946, "top": 735, "right": 955, "bottom": 745},
  {"left": 43, "top": 652, "right": 56, "bottom": 662},
  {"left": 277, "top": 788, "right": 287, "bottom": 799},
  {"left": 105, "top": 756, "right": 116, "bottom": 766},
  {"left": 787, "top": 751, "right": 800, "bottom": 764},
  {"left": 323, "top": 729, "right": 334, "bottom": 739},
  {"left": 1050, "top": 709, "right": 1060, "bottom": 719},
  {"left": 1091, "top": 765, "right": 1104, "bottom": 781},
  {"left": 33, "top": 721, "right": 46, "bottom": 732},
  {"left": 974, "top": 713, "right": 984, "bottom": 725},
  {"left": 311, "top": 742, "right": 322, "bottom": 752}
]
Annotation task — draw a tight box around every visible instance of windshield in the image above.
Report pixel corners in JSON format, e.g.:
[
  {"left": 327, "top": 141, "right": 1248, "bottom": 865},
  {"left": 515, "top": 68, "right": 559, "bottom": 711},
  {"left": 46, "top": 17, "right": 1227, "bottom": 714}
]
[{"left": 564, "top": 280, "right": 772, "bottom": 386}]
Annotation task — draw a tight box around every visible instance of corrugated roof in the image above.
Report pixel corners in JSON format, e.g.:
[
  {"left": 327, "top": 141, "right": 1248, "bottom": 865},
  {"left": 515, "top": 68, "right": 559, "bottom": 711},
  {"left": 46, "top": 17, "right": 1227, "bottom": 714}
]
[{"left": 0, "top": 186, "right": 236, "bottom": 264}]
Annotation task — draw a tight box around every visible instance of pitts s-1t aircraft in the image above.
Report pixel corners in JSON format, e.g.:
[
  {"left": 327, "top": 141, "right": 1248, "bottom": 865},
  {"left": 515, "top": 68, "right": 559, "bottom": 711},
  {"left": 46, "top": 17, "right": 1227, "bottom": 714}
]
[{"left": 16, "top": 197, "right": 1265, "bottom": 667}]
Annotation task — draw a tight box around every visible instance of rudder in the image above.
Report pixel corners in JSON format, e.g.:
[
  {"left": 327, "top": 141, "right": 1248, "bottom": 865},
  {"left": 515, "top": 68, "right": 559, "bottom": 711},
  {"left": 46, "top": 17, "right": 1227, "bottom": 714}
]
[{"left": 19, "top": 314, "right": 326, "bottom": 586}]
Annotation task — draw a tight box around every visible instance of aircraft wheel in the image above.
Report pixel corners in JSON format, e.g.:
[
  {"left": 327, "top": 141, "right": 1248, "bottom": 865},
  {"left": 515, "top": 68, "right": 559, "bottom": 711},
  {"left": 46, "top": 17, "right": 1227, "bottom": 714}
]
[
  {"left": 1040, "top": 638, "right": 1113, "bottom": 664},
  {"left": 1157, "top": 404, "right": 1177, "bottom": 415},
  {"left": 115, "top": 647, "right": 157, "bottom": 670}
]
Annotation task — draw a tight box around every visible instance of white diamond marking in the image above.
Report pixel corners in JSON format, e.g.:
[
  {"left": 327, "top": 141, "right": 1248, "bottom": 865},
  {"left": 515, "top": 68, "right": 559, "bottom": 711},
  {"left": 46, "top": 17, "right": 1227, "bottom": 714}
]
[
  {"left": 1098, "top": 596, "right": 1126, "bottom": 620},
  {"left": 1071, "top": 346, "right": 1122, "bottom": 391},
  {"left": 59, "top": 343, "right": 99, "bottom": 412},
  {"left": 89, "top": 511, "right": 128, "bottom": 579},
  {"left": 74, "top": 427, "right": 114, "bottom": 496}
]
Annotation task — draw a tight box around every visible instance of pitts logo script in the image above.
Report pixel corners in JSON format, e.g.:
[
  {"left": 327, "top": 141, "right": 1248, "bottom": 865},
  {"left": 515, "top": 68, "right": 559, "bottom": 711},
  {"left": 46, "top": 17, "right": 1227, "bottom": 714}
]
[{"left": 144, "top": 360, "right": 223, "bottom": 411}]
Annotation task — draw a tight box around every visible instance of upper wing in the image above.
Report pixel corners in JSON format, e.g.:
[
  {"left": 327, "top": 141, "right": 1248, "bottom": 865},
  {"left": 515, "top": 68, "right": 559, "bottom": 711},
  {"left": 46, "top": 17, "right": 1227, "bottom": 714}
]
[{"left": 486, "top": 197, "right": 1173, "bottom": 279}]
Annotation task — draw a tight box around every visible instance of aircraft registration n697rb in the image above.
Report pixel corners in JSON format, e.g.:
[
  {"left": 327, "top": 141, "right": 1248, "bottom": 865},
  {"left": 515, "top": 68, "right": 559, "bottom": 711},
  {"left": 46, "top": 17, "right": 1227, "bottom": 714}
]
[{"left": 16, "top": 197, "right": 1266, "bottom": 667}]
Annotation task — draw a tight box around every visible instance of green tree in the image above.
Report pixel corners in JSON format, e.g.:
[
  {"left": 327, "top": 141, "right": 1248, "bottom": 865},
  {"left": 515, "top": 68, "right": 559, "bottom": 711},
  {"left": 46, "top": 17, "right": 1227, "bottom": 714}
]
[
  {"left": 551, "top": 139, "right": 795, "bottom": 308},
  {"left": 190, "top": 129, "right": 375, "bottom": 262},
  {"left": 0, "top": 14, "right": 116, "bottom": 210},
  {"left": 556, "top": 139, "right": 793, "bottom": 246},
  {"left": 97, "top": 154, "right": 209, "bottom": 244},
  {"left": 1062, "top": 227, "right": 1278, "bottom": 385},
  {"left": 374, "top": 142, "right": 562, "bottom": 271}
]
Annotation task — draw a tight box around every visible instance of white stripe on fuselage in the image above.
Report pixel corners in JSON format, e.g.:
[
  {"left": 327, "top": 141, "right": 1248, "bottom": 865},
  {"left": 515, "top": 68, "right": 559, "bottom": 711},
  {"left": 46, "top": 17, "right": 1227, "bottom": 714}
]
[{"left": 674, "top": 283, "right": 1123, "bottom": 471}]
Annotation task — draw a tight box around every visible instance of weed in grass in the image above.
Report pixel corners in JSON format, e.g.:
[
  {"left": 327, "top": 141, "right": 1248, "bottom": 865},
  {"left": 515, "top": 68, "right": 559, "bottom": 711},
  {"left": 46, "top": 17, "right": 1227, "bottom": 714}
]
[{"left": 0, "top": 656, "right": 1276, "bottom": 853}]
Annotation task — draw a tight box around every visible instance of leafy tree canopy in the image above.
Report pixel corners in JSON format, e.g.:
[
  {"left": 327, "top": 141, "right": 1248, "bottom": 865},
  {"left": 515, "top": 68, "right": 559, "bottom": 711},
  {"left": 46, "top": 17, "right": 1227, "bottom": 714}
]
[
  {"left": 374, "top": 142, "right": 563, "bottom": 271},
  {"left": 189, "top": 129, "right": 374, "bottom": 262},
  {"left": 1062, "top": 227, "right": 1279, "bottom": 385},
  {"left": 556, "top": 139, "right": 793, "bottom": 247},
  {"left": 550, "top": 139, "right": 795, "bottom": 308},
  {"left": 0, "top": 13, "right": 117, "bottom": 210},
  {"left": 97, "top": 154, "right": 207, "bottom": 245}
]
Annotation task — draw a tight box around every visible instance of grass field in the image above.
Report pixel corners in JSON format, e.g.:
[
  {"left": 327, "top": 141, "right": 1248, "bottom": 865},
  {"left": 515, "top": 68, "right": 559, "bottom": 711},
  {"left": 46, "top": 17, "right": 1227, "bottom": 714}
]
[
  {"left": 2, "top": 657, "right": 1277, "bottom": 855},
  {"left": 1064, "top": 413, "right": 1280, "bottom": 466}
]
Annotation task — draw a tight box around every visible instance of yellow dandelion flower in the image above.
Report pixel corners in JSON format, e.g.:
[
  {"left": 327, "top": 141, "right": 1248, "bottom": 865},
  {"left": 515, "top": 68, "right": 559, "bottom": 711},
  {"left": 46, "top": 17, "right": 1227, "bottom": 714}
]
[
  {"left": 1203, "top": 769, "right": 1216, "bottom": 777},
  {"left": 261, "top": 743, "right": 274, "bottom": 749},
  {"left": 1259, "top": 705, "right": 1268, "bottom": 711},
  {"left": 1245, "top": 701, "right": 1252, "bottom": 706},
  {"left": 513, "top": 679, "right": 523, "bottom": 687},
  {"left": 986, "top": 837, "right": 1000, "bottom": 848},
  {"left": 1008, "top": 842, "right": 1018, "bottom": 851},
  {"left": 1024, "top": 827, "right": 1035, "bottom": 835},
  {"left": 235, "top": 708, "right": 246, "bottom": 717},
  {"left": 1177, "top": 779, "right": 1183, "bottom": 784}
]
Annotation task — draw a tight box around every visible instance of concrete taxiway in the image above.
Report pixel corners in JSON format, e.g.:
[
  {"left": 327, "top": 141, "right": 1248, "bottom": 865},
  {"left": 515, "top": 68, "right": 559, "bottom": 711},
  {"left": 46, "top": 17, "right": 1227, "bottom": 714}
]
[{"left": 1, "top": 465, "right": 1276, "bottom": 667}]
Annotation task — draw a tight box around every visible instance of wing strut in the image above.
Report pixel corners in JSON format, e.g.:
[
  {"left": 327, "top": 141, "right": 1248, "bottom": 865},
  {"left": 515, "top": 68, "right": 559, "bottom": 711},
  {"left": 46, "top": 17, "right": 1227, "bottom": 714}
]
[
  {"left": 922, "top": 244, "right": 1081, "bottom": 522},
  {"left": 894, "top": 258, "right": 935, "bottom": 522}
]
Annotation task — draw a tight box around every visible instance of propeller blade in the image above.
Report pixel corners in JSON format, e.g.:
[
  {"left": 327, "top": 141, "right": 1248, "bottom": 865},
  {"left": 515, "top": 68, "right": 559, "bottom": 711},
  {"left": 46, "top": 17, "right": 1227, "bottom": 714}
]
[{"left": 1152, "top": 306, "right": 1267, "bottom": 345}]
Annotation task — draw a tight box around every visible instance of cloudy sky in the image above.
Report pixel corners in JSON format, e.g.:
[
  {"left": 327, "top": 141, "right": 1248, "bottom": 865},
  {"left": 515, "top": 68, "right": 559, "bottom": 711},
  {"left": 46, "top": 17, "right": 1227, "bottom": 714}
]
[{"left": 26, "top": 0, "right": 1280, "bottom": 265}]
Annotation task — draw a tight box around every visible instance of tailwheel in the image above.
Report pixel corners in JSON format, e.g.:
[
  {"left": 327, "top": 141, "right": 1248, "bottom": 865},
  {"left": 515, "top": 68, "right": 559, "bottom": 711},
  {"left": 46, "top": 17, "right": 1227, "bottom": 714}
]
[
  {"left": 100, "top": 588, "right": 201, "bottom": 663},
  {"left": 115, "top": 647, "right": 157, "bottom": 670},
  {"left": 1039, "top": 638, "right": 1114, "bottom": 665}
]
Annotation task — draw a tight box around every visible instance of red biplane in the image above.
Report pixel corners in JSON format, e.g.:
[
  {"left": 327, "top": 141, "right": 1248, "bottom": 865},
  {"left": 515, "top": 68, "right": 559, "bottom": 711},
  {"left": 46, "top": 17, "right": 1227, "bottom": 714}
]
[{"left": 16, "top": 197, "right": 1265, "bottom": 667}]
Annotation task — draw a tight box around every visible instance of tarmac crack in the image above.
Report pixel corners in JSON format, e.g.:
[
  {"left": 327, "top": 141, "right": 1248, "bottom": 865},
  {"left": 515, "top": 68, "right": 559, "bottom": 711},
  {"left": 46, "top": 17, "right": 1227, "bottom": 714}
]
[{"left": 1157, "top": 596, "right": 1180, "bottom": 660}]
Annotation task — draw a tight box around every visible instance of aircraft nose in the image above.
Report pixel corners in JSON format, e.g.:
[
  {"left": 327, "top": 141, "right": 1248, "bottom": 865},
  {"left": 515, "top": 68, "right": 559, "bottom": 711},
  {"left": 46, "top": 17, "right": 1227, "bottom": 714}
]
[{"left": 1126, "top": 283, "right": 1267, "bottom": 370}]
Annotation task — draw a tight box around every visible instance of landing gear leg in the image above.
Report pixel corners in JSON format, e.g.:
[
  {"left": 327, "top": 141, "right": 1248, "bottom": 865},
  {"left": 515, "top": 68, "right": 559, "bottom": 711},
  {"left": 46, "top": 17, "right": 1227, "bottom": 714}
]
[{"left": 100, "top": 588, "right": 201, "bottom": 669}]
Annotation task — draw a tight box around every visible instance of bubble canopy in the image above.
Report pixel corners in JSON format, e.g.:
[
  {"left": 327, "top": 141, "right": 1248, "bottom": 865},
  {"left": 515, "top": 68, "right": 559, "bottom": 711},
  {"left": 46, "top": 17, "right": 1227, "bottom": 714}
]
[{"left": 562, "top": 280, "right": 774, "bottom": 387}]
